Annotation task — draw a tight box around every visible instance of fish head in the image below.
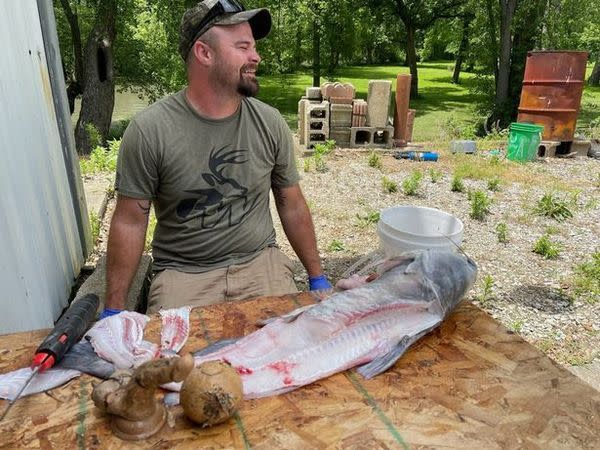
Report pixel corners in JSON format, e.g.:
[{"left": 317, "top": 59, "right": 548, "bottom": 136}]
[{"left": 411, "top": 249, "right": 478, "bottom": 315}]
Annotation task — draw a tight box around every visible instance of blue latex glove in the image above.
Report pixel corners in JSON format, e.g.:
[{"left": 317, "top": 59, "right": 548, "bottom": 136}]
[
  {"left": 99, "top": 308, "right": 123, "bottom": 320},
  {"left": 308, "top": 274, "right": 332, "bottom": 291}
]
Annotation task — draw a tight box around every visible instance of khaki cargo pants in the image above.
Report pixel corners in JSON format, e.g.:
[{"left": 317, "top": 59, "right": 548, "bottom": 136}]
[{"left": 147, "top": 247, "right": 298, "bottom": 313}]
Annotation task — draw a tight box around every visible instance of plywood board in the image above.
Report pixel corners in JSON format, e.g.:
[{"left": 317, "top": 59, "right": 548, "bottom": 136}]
[{"left": 0, "top": 293, "right": 598, "bottom": 448}]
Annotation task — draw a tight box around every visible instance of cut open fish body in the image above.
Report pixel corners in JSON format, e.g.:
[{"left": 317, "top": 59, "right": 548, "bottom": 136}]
[{"left": 191, "top": 249, "right": 477, "bottom": 398}]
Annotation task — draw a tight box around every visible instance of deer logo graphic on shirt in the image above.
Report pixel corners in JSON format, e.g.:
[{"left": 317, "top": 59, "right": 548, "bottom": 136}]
[{"left": 176, "top": 145, "right": 258, "bottom": 228}]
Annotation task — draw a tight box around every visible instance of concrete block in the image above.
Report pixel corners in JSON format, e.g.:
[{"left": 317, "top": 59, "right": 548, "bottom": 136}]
[
  {"left": 306, "top": 87, "right": 322, "bottom": 100},
  {"left": 306, "top": 131, "right": 329, "bottom": 149},
  {"left": 330, "top": 104, "right": 353, "bottom": 128},
  {"left": 350, "top": 126, "right": 394, "bottom": 149},
  {"left": 304, "top": 121, "right": 329, "bottom": 147},
  {"left": 450, "top": 140, "right": 477, "bottom": 154},
  {"left": 330, "top": 127, "right": 351, "bottom": 147},
  {"left": 330, "top": 97, "right": 354, "bottom": 105},
  {"left": 367, "top": 80, "right": 392, "bottom": 127},
  {"left": 570, "top": 139, "right": 591, "bottom": 157},
  {"left": 537, "top": 140, "right": 560, "bottom": 158},
  {"left": 307, "top": 101, "right": 330, "bottom": 120},
  {"left": 322, "top": 82, "right": 354, "bottom": 101},
  {"left": 75, "top": 254, "right": 153, "bottom": 314},
  {"left": 298, "top": 99, "right": 310, "bottom": 145}
]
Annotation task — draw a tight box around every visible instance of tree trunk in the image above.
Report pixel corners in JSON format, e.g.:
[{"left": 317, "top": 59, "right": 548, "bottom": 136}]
[
  {"left": 405, "top": 25, "right": 419, "bottom": 97},
  {"left": 452, "top": 16, "right": 471, "bottom": 84},
  {"left": 507, "top": 0, "right": 546, "bottom": 122},
  {"left": 485, "top": 0, "right": 499, "bottom": 84},
  {"left": 495, "top": 0, "right": 517, "bottom": 109},
  {"left": 74, "top": 0, "right": 117, "bottom": 155},
  {"left": 589, "top": 59, "right": 600, "bottom": 86},
  {"left": 59, "top": 0, "right": 85, "bottom": 114},
  {"left": 312, "top": 19, "right": 321, "bottom": 87}
]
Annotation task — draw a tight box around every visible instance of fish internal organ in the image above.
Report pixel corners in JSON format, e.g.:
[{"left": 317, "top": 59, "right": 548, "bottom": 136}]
[{"left": 195, "top": 249, "right": 478, "bottom": 398}]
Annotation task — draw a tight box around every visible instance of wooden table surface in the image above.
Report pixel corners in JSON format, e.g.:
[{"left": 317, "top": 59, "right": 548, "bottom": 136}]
[{"left": 0, "top": 292, "right": 598, "bottom": 449}]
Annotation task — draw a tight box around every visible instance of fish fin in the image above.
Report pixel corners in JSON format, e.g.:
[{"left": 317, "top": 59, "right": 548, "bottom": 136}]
[
  {"left": 57, "top": 341, "right": 116, "bottom": 379},
  {"left": 191, "top": 338, "right": 240, "bottom": 358},
  {"left": 357, "top": 330, "right": 431, "bottom": 379},
  {"left": 256, "top": 304, "right": 316, "bottom": 326}
]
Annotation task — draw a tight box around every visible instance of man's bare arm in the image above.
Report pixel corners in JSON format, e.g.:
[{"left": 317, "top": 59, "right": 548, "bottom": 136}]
[
  {"left": 273, "top": 184, "right": 323, "bottom": 277},
  {"left": 104, "top": 195, "right": 151, "bottom": 310}
]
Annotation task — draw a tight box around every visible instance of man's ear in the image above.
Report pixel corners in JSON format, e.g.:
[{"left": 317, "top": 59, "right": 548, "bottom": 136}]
[{"left": 191, "top": 40, "right": 213, "bottom": 66}]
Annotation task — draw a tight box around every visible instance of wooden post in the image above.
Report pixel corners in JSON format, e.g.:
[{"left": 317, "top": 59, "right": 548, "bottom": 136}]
[{"left": 393, "top": 74, "right": 412, "bottom": 146}]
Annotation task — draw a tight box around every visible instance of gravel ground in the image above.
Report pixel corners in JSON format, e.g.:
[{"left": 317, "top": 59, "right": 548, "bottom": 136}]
[{"left": 88, "top": 139, "right": 600, "bottom": 373}]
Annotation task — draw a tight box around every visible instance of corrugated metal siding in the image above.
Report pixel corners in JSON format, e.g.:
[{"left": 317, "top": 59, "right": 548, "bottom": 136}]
[{"left": 0, "top": 1, "right": 85, "bottom": 333}]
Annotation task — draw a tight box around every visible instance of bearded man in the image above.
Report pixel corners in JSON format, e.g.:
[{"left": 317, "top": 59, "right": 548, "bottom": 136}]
[{"left": 102, "top": 0, "right": 331, "bottom": 318}]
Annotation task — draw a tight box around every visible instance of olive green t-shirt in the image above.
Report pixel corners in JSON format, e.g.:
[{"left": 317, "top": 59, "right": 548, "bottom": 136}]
[{"left": 115, "top": 90, "right": 299, "bottom": 273}]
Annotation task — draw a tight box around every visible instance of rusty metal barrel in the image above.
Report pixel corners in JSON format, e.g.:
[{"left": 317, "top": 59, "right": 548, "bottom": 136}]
[{"left": 517, "top": 51, "right": 588, "bottom": 142}]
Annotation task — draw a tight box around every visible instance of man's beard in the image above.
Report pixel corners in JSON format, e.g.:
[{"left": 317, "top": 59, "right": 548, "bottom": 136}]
[{"left": 238, "top": 65, "right": 259, "bottom": 97}]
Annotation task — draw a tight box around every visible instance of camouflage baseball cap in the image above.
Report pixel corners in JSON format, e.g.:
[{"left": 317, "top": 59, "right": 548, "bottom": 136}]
[{"left": 179, "top": 0, "right": 272, "bottom": 60}]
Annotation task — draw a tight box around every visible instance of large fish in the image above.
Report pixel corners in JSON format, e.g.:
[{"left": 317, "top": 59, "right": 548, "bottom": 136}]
[{"left": 182, "top": 249, "right": 477, "bottom": 399}]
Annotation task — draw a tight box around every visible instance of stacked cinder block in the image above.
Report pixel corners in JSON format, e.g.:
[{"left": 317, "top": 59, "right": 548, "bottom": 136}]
[
  {"left": 304, "top": 101, "right": 330, "bottom": 148},
  {"left": 349, "top": 81, "right": 393, "bottom": 148},
  {"left": 298, "top": 87, "right": 324, "bottom": 146},
  {"left": 298, "top": 80, "right": 395, "bottom": 149},
  {"left": 323, "top": 83, "right": 355, "bottom": 147}
]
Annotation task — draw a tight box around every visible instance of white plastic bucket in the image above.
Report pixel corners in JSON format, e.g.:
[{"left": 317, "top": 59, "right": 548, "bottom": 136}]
[{"left": 377, "top": 205, "right": 464, "bottom": 257}]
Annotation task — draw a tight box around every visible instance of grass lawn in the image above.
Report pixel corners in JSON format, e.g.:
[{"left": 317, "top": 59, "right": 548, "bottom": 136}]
[{"left": 258, "top": 61, "right": 600, "bottom": 142}]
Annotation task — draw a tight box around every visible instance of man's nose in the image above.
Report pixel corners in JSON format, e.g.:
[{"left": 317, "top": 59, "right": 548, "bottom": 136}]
[{"left": 250, "top": 47, "right": 261, "bottom": 64}]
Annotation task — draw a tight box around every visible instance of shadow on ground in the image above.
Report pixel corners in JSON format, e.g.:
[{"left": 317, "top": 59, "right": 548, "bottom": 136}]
[{"left": 506, "top": 284, "right": 574, "bottom": 314}]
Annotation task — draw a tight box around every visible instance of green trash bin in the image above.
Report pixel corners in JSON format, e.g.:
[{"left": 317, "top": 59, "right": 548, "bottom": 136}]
[{"left": 507, "top": 122, "right": 544, "bottom": 162}]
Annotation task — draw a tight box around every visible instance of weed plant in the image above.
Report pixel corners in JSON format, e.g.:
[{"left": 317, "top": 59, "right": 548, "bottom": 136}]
[
  {"left": 402, "top": 171, "right": 422, "bottom": 196},
  {"left": 468, "top": 189, "right": 492, "bottom": 220},
  {"left": 303, "top": 158, "right": 311, "bottom": 172},
  {"left": 368, "top": 151, "right": 382, "bottom": 170},
  {"left": 312, "top": 140, "right": 335, "bottom": 173},
  {"left": 535, "top": 193, "right": 574, "bottom": 221},
  {"left": 356, "top": 209, "right": 380, "bottom": 227},
  {"left": 85, "top": 123, "right": 103, "bottom": 149},
  {"left": 510, "top": 320, "right": 524, "bottom": 333},
  {"left": 496, "top": 222, "right": 508, "bottom": 243},
  {"left": 451, "top": 174, "right": 465, "bottom": 192},
  {"left": 479, "top": 274, "right": 494, "bottom": 305},
  {"left": 533, "top": 234, "right": 561, "bottom": 259},
  {"left": 429, "top": 169, "right": 443, "bottom": 183},
  {"left": 89, "top": 212, "right": 101, "bottom": 245},
  {"left": 573, "top": 251, "right": 600, "bottom": 304},
  {"left": 80, "top": 139, "right": 120, "bottom": 176},
  {"left": 382, "top": 176, "right": 398, "bottom": 193},
  {"left": 327, "top": 240, "right": 346, "bottom": 252},
  {"left": 487, "top": 177, "right": 501, "bottom": 191}
]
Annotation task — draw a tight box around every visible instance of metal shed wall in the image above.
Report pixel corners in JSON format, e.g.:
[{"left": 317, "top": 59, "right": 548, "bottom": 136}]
[{"left": 0, "top": 1, "right": 89, "bottom": 333}]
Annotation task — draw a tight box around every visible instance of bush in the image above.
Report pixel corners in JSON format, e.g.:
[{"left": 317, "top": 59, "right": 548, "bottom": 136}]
[
  {"left": 382, "top": 176, "right": 398, "bottom": 193},
  {"left": 468, "top": 189, "right": 492, "bottom": 220},
  {"left": 535, "top": 193, "right": 574, "bottom": 221},
  {"left": 573, "top": 251, "right": 600, "bottom": 304},
  {"left": 368, "top": 151, "right": 382, "bottom": 170},
  {"left": 496, "top": 222, "right": 508, "bottom": 243},
  {"left": 533, "top": 235, "right": 561, "bottom": 259},
  {"left": 429, "top": 169, "right": 443, "bottom": 183},
  {"left": 402, "top": 171, "right": 422, "bottom": 196},
  {"left": 487, "top": 177, "right": 501, "bottom": 191},
  {"left": 451, "top": 174, "right": 465, "bottom": 192},
  {"left": 79, "top": 139, "right": 121, "bottom": 176}
]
